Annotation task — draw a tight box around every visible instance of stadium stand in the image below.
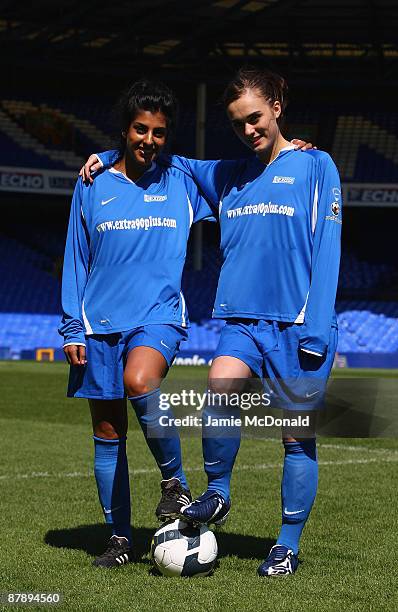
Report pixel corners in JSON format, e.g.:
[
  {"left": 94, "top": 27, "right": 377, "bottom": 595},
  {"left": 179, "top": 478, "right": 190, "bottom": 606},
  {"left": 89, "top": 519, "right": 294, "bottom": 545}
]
[
  {"left": 182, "top": 246, "right": 221, "bottom": 321},
  {"left": 1, "top": 303, "right": 398, "bottom": 360},
  {"left": 1, "top": 99, "right": 397, "bottom": 364},
  {"left": 0, "top": 226, "right": 397, "bottom": 360},
  {"left": 336, "top": 302, "right": 398, "bottom": 353},
  {"left": 0, "top": 313, "right": 62, "bottom": 359},
  {"left": 0, "top": 98, "right": 111, "bottom": 169},
  {"left": 0, "top": 234, "right": 60, "bottom": 314},
  {"left": 2, "top": 98, "right": 398, "bottom": 181},
  {"left": 338, "top": 250, "right": 397, "bottom": 295},
  {"left": 332, "top": 113, "right": 398, "bottom": 181}
]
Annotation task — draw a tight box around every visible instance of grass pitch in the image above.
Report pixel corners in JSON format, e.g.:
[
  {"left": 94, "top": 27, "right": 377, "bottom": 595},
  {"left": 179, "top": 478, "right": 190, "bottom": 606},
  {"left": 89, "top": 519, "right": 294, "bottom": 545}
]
[{"left": 1, "top": 361, "right": 397, "bottom": 612}]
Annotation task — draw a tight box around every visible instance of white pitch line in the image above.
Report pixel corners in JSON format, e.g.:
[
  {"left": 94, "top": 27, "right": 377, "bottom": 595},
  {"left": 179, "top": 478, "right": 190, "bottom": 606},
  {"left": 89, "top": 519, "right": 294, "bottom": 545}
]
[
  {"left": 260, "top": 439, "right": 398, "bottom": 455},
  {"left": 240, "top": 456, "right": 398, "bottom": 470},
  {"left": 318, "top": 443, "right": 398, "bottom": 454},
  {"left": 1, "top": 455, "right": 397, "bottom": 482}
]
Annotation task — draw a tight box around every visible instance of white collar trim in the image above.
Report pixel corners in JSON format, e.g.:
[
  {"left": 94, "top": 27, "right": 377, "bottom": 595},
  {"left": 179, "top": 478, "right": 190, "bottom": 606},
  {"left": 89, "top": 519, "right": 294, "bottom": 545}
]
[{"left": 109, "top": 161, "right": 156, "bottom": 183}]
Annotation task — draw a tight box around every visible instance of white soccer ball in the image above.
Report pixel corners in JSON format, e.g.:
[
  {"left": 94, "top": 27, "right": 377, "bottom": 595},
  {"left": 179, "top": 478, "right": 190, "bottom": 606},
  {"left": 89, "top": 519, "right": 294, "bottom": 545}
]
[{"left": 151, "top": 519, "right": 218, "bottom": 577}]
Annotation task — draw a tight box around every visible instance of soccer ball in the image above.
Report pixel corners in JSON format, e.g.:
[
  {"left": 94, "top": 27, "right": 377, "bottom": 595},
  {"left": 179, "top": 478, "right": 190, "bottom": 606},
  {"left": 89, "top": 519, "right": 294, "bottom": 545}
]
[{"left": 151, "top": 519, "right": 218, "bottom": 577}]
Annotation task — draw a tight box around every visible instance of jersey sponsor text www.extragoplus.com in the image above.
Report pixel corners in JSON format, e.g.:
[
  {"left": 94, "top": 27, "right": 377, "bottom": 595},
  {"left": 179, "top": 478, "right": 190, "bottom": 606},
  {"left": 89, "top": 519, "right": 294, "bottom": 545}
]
[
  {"left": 96, "top": 216, "right": 177, "bottom": 232},
  {"left": 226, "top": 202, "right": 295, "bottom": 219}
]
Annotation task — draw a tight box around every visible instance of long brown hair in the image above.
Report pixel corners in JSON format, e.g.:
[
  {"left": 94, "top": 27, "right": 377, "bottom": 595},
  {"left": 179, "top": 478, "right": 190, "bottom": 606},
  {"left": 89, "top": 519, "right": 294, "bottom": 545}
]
[{"left": 223, "top": 67, "right": 288, "bottom": 124}]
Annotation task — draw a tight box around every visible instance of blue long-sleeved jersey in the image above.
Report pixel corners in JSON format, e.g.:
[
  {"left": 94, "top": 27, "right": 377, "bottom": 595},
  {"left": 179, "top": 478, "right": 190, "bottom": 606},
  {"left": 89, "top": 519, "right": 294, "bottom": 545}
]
[
  {"left": 97, "top": 148, "right": 342, "bottom": 356},
  {"left": 59, "top": 163, "right": 214, "bottom": 346}
]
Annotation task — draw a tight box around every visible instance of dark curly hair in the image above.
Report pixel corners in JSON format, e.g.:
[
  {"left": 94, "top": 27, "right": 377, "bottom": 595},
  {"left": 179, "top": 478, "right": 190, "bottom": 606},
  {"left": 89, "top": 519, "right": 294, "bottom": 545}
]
[{"left": 115, "top": 79, "right": 178, "bottom": 155}]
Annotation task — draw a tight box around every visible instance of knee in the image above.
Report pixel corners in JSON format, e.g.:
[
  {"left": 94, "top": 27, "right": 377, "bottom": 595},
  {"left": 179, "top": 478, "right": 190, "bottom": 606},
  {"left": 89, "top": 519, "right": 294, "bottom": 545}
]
[
  {"left": 208, "top": 364, "right": 248, "bottom": 395},
  {"left": 208, "top": 374, "right": 244, "bottom": 396},
  {"left": 124, "top": 371, "right": 152, "bottom": 398},
  {"left": 208, "top": 378, "right": 231, "bottom": 396}
]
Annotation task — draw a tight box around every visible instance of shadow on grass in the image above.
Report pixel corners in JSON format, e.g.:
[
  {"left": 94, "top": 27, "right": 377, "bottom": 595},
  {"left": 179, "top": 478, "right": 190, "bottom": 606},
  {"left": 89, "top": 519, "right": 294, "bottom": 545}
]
[
  {"left": 45, "top": 524, "right": 153, "bottom": 562},
  {"left": 45, "top": 524, "right": 275, "bottom": 561},
  {"left": 216, "top": 530, "right": 275, "bottom": 560}
]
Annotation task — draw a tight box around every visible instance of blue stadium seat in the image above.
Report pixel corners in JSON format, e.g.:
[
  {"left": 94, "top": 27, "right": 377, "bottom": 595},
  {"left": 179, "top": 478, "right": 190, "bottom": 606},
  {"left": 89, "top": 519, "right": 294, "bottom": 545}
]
[
  {"left": 1, "top": 227, "right": 397, "bottom": 358},
  {"left": 336, "top": 301, "right": 398, "bottom": 353}
]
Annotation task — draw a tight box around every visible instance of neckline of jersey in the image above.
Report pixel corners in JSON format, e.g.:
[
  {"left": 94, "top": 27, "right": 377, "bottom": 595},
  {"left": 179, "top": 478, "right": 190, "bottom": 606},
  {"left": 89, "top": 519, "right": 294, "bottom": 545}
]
[
  {"left": 108, "top": 161, "right": 156, "bottom": 184},
  {"left": 251, "top": 144, "right": 295, "bottom": 171}
]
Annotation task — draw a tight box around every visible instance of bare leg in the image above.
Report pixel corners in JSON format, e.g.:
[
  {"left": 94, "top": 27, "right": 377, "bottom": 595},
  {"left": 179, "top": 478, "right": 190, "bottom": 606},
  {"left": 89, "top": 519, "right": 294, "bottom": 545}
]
[{"left": 89, "top": 399, "right": 128, "bottom": 439}]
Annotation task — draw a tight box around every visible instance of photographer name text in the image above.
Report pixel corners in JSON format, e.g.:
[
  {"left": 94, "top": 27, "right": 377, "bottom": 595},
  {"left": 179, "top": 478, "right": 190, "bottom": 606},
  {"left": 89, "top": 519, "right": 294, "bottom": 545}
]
[{"left": 158, "top": 415, "right": 310, "bottom": 428}]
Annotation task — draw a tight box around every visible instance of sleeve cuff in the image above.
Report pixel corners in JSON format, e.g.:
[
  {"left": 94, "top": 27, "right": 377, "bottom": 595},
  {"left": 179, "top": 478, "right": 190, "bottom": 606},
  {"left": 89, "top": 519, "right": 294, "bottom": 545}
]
[{"left": 94, "top": 154, "right": 104, "bottom": 168}]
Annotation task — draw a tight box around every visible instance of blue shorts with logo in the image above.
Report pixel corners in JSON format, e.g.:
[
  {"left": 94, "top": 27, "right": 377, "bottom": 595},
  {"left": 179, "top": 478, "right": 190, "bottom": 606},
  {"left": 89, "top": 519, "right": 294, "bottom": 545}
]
[
  {"left": 213, "top": 319, "right": 338, "bottom": 410},
  {"left": 67, "top": 324, "right": 187, "bottom": 400}
]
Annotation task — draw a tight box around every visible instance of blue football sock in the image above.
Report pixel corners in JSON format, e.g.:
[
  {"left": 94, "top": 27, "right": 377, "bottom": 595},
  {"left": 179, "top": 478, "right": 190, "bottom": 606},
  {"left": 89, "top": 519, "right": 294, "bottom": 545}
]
[
  {"left": 276, "top": 439, "right": 318, "bottom": 555},
  {"left": 129, "top": 389, "right": 188, "bottom": 489},
  {"left": 202, "top": 394, "right": 241, "bottom": 501},
  {"left": 93, "top": 436, "right": 132, "bottom": 545}
]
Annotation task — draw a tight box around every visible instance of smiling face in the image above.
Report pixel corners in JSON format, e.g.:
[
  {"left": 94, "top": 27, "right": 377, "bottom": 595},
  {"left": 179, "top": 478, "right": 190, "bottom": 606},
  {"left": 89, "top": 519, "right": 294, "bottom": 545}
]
[
  {"left": 124, "top": 109, "right": 168, "bottom": 170},
  {"left": 226, "top": 88, "right": 282, "bottom": 159}
]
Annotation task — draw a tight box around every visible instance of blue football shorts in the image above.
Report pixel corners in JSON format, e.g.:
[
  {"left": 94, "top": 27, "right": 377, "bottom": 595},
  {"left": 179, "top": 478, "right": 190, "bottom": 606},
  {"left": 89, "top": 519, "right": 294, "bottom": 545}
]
[
  {"left": 212, "top": 318, "right": 338, "bottom": 410},
  {"left": 67, "top": 324, "right": 187, "bottom": 400}
]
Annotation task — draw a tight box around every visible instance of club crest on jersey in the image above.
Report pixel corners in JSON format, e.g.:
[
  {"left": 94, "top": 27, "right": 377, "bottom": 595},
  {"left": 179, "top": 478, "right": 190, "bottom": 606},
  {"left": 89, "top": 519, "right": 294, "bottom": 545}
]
[
  {"left": 331, "top": 201, "right": 340, "bottom": 216},
  {"left": 272, "top": 176, "right": 295, "bottom": 184},
  {"left": 144, "top": 194, "right": 167, "bottom": 202}
]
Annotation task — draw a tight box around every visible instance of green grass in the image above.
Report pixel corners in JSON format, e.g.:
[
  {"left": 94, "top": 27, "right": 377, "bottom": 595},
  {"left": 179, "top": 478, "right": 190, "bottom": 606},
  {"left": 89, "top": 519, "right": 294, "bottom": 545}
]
[{"left": 1, "top": 362, "right": 397, "bottom": 611}]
